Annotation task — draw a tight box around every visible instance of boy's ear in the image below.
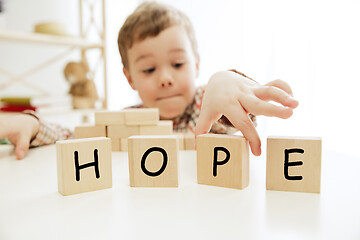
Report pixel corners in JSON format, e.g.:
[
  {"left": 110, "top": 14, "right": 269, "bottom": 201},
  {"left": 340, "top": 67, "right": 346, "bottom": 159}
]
[
  {"left": 123, "top": 67, "right": 136, "bottom": 90},
  {"left": 195, "top": 54, "right": 200, "bottom": 78}
]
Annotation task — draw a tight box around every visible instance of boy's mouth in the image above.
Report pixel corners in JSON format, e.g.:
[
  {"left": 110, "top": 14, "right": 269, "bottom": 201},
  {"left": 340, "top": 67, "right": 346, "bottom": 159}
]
[{"left": 156, "top": 94, "right": 181, "bottom": 101}]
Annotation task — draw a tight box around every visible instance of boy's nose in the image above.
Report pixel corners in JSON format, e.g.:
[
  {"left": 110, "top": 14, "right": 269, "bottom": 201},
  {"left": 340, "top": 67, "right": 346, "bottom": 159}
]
[
  {"left": 159, "top": 72, "right": 174, "bottom": 88},
  {"left": 160, "top": 80, "right": 173, "bottom": 88}
]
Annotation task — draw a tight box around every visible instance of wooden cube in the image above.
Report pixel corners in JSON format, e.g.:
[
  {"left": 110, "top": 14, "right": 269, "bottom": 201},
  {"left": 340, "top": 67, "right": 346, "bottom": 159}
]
[
  {"left": 111, "top": 138, "right": 121, "bottom": 151},
  {"left": 128, "top": 135, "right": 179, "bottom": 187},
  {"left": 56, "top": 137, "right": 112, "bottom": 196},
  {"left": 94, "top": 111, "right": 125, "bottom": 125},
  {"left": 139, "top": 120, "right": 173, "bottom": 135},
  {"left": 184, "top": 133, "right": 195, "bottom": 150},
  {"left": 107, "top": 125, "right": 139, "bottom": 138},
  {"left": 120, "top": 138, "right": 128, "bottom": 152},
  {"left": 173, "top": 134, "right": 185, "bottom": 150},
  {"left": 125, "top": 108, "right": 159, "bottom": 126},
  {"left": 266, "top": 136, "right": 322, "bottom": 193},
  {"left": 74, "top": 125, "right": 107, "bottom": 139},
  {"left": 197, "top": 134, "right": 249, "bottom": 189}
]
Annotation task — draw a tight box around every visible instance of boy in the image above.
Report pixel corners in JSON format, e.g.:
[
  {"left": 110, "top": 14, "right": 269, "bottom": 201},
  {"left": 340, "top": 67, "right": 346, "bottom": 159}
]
[{"left": 0, "top": 1, "right": 298, "bottom": 160}]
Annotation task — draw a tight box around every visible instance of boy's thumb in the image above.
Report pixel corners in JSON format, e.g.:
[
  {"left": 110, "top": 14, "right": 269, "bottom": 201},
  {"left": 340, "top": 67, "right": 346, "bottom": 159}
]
[{"left": 15, "top": 137, "right": 30, "bottom": 160}]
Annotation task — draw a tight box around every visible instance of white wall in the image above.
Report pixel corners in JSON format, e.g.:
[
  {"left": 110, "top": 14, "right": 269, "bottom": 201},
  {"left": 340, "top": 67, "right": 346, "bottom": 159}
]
[{"left": 105, "top": 0, "right": 140, "bottom": 111}]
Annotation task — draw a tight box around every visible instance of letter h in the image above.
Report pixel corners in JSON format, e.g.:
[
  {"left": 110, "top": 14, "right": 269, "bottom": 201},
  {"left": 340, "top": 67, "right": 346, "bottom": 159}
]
[{"left": 74, "top": 149, "right": 100, "bottom": 181}]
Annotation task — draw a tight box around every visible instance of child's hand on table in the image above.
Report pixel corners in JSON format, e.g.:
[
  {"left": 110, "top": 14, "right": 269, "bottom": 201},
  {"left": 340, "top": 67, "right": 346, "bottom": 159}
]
[
  {"left": 0, "top": 114, "right": 40, "bottom": 160},
  {"left": 195, "top": 70, "right": 299, "bottom": 156}
]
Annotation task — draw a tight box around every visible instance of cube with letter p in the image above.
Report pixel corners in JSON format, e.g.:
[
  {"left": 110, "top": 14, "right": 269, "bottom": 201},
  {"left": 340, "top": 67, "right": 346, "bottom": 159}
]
[{"left": 197, "top": 134, "right": 249, "bottom": 189}]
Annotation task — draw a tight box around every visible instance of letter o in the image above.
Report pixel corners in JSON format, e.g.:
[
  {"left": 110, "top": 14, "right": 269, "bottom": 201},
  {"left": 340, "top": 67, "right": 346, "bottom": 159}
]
[{"left": 141, "top": 147, "right": 168, "bottom": 177}]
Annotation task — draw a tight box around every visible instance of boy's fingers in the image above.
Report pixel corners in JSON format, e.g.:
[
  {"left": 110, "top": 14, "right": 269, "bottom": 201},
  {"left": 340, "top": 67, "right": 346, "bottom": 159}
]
[
  {"left": 254, "top": 86, "right": 299, "bottom": 109},
  {"left": 264, "top": 79, "right": 294, "bottom": 96},
  {"left": 245, "top": 98, "right": 294, "bottom": 119},
  {"left": 14, "top": 135, "right": 30, "bottom": 160},
  {"left": 224, "top": 104, "right": 261, "bottom": 156},
  {"left": 195, "top": 107, "right": 220, "bottom": 137}
]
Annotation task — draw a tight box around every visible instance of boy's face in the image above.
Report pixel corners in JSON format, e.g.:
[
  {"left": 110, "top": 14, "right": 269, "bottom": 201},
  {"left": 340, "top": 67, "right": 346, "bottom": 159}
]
[{"left": 123, "top": 25, "right": 199, "bottom": 119}]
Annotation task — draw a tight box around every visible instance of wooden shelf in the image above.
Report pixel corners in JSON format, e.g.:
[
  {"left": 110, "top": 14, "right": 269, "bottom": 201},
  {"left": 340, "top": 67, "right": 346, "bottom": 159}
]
[{"left": 0, "top": 30, "right": 103, "bottom": 49}]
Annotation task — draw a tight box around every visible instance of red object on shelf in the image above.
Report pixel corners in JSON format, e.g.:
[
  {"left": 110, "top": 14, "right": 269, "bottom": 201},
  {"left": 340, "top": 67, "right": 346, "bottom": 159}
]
[{"left": 0, "top": 104, "right": 37, "bottom": 112}]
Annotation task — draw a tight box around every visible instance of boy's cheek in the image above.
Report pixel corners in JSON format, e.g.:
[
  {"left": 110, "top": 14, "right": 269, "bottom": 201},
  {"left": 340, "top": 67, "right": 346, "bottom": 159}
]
[{"left": 137, "top": 86, "right": 157, "bottom": 105}]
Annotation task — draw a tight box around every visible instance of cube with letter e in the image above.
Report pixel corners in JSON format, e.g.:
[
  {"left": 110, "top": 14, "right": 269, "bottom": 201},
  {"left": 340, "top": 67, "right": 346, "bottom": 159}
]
[{"left": 266, "top": 136, "right": 322, "bottom": 193}]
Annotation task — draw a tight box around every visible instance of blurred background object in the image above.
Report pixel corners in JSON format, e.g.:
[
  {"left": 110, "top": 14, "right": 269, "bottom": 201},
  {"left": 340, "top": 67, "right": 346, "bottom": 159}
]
[
  {"left": 34, "top": 22, "right": 68, "bottom": 36},
  {"left": 64, "top": 61, "right": 98, "bottom": 109}
]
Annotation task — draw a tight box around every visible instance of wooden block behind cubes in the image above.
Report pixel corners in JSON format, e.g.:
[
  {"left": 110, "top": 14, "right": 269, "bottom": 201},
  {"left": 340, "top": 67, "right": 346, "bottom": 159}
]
[
  {"left": 107, "top": 125, "right": 139, "bottom": 138},
  {"left": 128, "top": 135, "right": 178, "bottom": 187},
  {"left": 56, "top": 137, "right": 112, "bottom": 196},
  {"left": 120, "top": 138, "right": 128, "bottom": 152},
  {"left": 111, "top": 138, "right": 121, "bottom": 151},
  {"left": 197, "top": 134, "right": 249, "bottom": 189},
  {"left": 139, "top": 120, "right": 173, "bottom": 135},
  {"left": 74, "top": 125, "right": 106, "bottom": 139},
  {"left": 184, "top": 133, "right": 195, "bottom": 150},
  {"left": 173, "top": 134, "right": 184, "bottom": 150},
  {"left": 125, "top": 108, "right": 159, "bottom": 126},
  {"left": 266, "top": 136, "right": 322, "bottom": 193},
  {"left": 94, "top": 111, "right": 125, "bottom": 125}
]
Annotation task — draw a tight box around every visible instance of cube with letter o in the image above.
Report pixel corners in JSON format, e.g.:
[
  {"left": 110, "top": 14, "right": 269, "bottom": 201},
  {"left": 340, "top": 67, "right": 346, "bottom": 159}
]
[{"left": 128, "top": 135, "right": 179, "bottom": 187}]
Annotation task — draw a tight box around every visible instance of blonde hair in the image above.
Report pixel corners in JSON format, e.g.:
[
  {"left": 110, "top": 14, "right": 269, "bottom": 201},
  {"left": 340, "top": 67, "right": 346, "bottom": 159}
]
[{"left": 118, "top": 1, "right": 198, "bottom": 69}]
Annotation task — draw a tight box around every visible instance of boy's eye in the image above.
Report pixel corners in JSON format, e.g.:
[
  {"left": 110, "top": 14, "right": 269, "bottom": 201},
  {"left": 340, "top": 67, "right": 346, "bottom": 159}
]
[
  {"left": 173, "top": 63, "right": 183, "bottom": 68},
  {"left": 143, "top": 68, "right": 155, "bottom": 74}
]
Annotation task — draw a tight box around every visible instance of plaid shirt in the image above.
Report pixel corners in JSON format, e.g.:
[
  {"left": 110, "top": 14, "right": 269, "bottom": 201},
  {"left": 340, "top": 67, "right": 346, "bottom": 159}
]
[
  {"left": 24, "top": 111, "right": 73, "bottom": 147},
  {"left": 28, "top": 84, "right": 256, "bottom": 146}
]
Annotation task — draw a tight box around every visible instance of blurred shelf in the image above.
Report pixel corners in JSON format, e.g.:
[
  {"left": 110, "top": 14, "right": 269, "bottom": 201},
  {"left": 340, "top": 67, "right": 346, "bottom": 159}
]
[{"left": 0, "top": 30, "right": 103, "bottom": 49}]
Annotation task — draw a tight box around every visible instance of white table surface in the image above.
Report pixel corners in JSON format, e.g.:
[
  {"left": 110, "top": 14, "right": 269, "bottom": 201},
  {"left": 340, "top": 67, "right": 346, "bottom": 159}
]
[{"left": 0, "top": 144, "right": 359, "bottom": 240}]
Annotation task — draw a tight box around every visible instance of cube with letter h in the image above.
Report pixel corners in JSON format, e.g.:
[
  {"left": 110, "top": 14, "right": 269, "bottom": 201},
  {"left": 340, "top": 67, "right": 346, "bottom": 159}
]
[
  {"left": 56, "top": 137, "right": 112, "bottom": 196},
  {"left": 197, "top": 134, "right": 249, "bottom": 189},
  {"left": 266, "top": 136, "right": 322, "bottom": 193},
  {"left": 128, "top": 135, "right": 179, "bottom": 187}
]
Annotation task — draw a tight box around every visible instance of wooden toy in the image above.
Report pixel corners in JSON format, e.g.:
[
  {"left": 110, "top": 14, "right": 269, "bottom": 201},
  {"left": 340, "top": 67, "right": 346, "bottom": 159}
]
[
  {"left": 139, "top": 120, "right": 173, "bottom": 135},
  {"left": 94, "top": 111, "right": 125, "bottom": 126},
  {"left": 56, "top": 137, "right": 112, "bottom": 196},
  {"left": 74, "top": 125, "right": 107, "bottom": 139},
  {"left": 128, "top": 135, "right": 179, "bottom": 187},
  {"left": 125, "top": 108, "right": 159, "bottom": 125},
  {"left": 64, "top": 61, "right": 98, "bottom": 109},
  {"left": 184, "top": 133, "right": 195, "bottom": 150},
  {"left": 95, "top": 108, "right": 159, "bottom": 126},
  {"left": 266, "top": 136, "right": 322, "bottom": 193},
  {"left": 197, "top": 134, "right": 249, "bottom": 189},
  {"left": 107, "top": 125, "right": 139, "bottom": 138},
  {"left": 111, "top": 138, "right": 121, "bottom": 151}
]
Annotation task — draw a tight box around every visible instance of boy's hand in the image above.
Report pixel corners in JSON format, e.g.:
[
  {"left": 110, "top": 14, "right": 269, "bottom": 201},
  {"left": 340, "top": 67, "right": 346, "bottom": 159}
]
[
  {"left": 195, "top": 70, "right": 299, "bottom": 156},
  {"left": 0, "top": 114, "right": 40, "bottom": 160}
]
